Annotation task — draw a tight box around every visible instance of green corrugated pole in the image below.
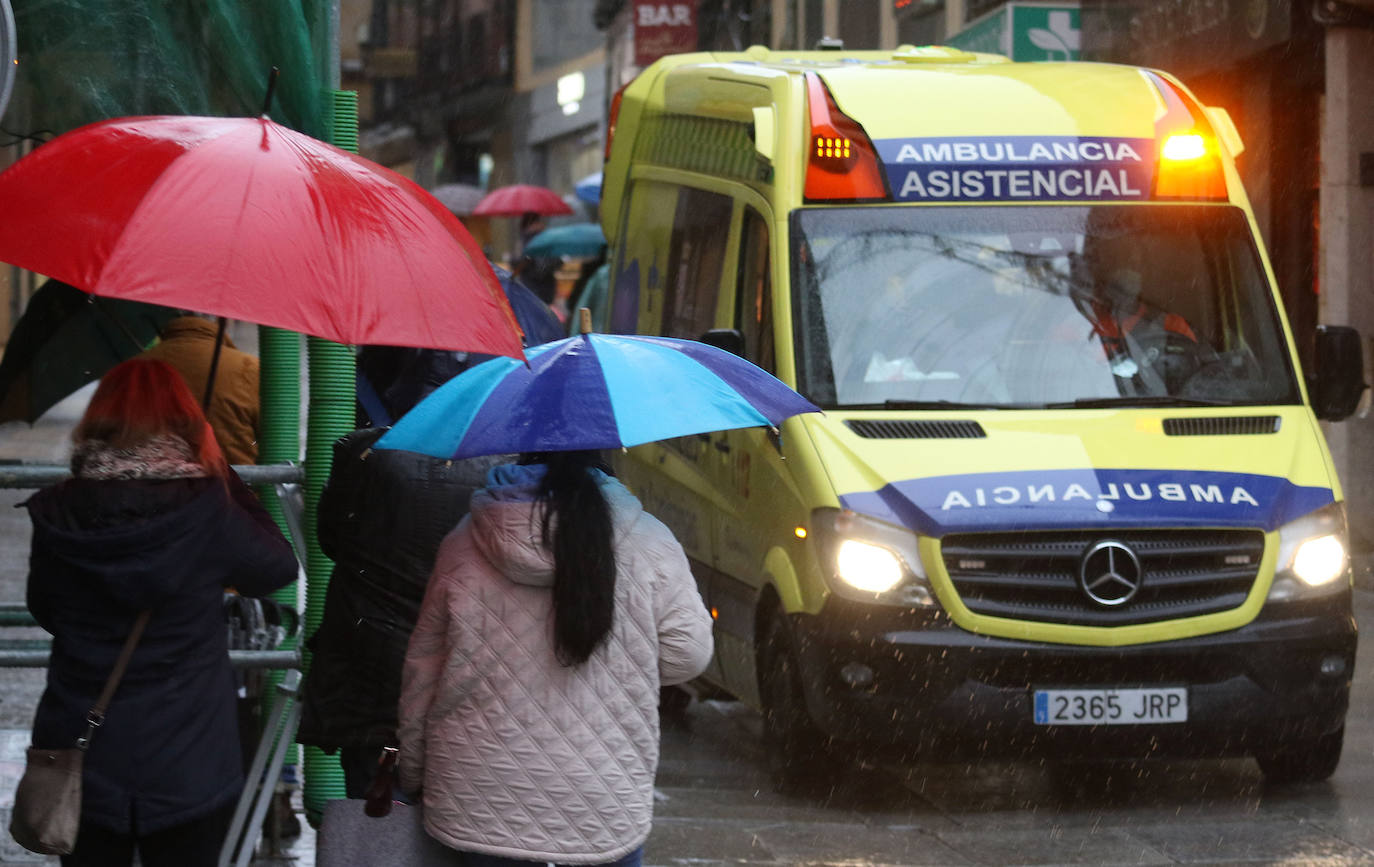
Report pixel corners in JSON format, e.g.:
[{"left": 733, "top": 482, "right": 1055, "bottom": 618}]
[
  {"left": 301, "top": 86, "right": 358, "bottom": 822},
  {"left": 257, "top": 325, "right": 302, "bottom": 772}
]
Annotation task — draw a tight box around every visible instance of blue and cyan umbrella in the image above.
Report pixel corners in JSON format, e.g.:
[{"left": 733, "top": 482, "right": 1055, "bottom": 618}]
[{"left": 375, "top": 326, "right": 820, "bottom": 459}]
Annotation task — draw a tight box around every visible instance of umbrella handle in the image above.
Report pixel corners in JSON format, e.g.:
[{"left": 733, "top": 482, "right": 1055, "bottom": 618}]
[{"left": 202, "top": 317, "right": 228, "bottom": 411}]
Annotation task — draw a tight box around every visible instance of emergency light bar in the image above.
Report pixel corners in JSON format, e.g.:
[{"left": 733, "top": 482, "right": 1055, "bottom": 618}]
[
  {"left": 604, "top": 83, "right": 627, "bottom": 163},
  {"left": 1145, "top": 72, "right": 1227, "bottom": 201},
  {"left": 1161, "top": 133, "right": 1207, "bottom": 161},
  {"left": 804, "top": 72, "right": 889, "bottom": 202},
  {"left": 816, "top": 136, "right": 851, "bottom": 161}
]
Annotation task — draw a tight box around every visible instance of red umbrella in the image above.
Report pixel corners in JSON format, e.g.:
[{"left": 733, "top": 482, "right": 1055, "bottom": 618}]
[
  {"left": 471, "top": 184, "right": 575, "bottom": 218},
  {"left": 0, "top": 115, "right": 524, "bottom": 357}
]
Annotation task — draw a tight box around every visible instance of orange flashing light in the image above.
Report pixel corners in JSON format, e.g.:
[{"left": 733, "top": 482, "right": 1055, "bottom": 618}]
[
  {"left": 1161, "top": 133, "right": 1206, "bottom": 161},
  {"left": 604, "top": 83, "right": 627, "bottom": 163},
  {"left": 1145, "top": 72, "right": 1227, "bottom": 201},
  {"left": 803, "top": 72, "right": 889, "bottom": 202}
]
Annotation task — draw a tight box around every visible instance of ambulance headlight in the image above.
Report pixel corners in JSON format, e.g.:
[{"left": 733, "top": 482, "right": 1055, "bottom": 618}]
[
  {"left": 1268, "top": 502, "right": 1349, "bottom": 602},
  {"left": 836, "top": 539, "right": 904, "bottom": 592},
  {"left": 810, "top": 508, "right": 936, "bottom": 606}
]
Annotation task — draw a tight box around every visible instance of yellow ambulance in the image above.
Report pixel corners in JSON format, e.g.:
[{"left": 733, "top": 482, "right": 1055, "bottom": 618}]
[{"left": 598, "top": 45, "right": 1366, "bottom": 784}]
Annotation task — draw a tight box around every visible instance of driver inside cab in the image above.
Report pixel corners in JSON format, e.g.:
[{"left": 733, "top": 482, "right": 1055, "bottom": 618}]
[{"left": 1077, "top": 233, "right": 1206, "bottom": 391}]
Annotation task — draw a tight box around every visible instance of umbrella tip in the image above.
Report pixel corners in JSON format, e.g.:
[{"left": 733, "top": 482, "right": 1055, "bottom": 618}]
[
  {"left": 579, "top": 307, "right": 593, "bottom": 335},
  {"left": 261, "top": 66, "right": 280, "bottom": 117}
]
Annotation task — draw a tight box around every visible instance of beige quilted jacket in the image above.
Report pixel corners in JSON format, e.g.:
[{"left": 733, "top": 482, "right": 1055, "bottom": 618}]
[{"left": 397, "top": 468, "right": 713, "bottom": 864}]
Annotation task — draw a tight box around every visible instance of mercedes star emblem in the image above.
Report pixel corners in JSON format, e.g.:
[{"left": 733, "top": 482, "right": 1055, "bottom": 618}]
[{"left": 1078, "top": 540, "right": 1143, "bottom": 607}]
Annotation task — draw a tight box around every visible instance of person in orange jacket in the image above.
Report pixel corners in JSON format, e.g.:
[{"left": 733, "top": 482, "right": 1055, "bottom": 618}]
[
  {"left": 138, "top": 315, "right": 260, "bottom": 465},
  {"left": 1087, "top": 266, "right": 1198, "bottom": 360}
]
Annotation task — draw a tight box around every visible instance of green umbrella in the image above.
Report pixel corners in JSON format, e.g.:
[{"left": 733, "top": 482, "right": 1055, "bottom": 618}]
[
  {"left": 0, "top": 280, "right": 176, "bottom": 423},
  {"left": 522, "top": 223, "right": 607, "bottom": 259}
]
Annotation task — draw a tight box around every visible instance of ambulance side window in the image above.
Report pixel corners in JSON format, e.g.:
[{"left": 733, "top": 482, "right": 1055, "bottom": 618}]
[
  {"left": 735, "top": 207, "right": 775, "bottom": 373},
  {"left": 663, "top": 187, "right": 733, "bottom": 339},
  {"left": 611, "top": 180, "right": 680, "bottom": 335}
]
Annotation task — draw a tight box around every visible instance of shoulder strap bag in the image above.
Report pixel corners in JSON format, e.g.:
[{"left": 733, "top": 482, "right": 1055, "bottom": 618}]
[{"left": 9, "top": 609, "right": 152, "bottom": 856}]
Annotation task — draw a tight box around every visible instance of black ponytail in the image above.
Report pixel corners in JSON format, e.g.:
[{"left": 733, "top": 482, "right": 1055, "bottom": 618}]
[{"left": 528, "top": 450, "right": 616, "bottom": 665}]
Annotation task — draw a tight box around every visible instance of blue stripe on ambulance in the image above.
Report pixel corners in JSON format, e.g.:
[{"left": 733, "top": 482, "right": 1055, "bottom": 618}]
[
  {"left": 838, "top": 468, "right": 1334, "bottom": 537},
  {"left": 874, "top": 136, "right": 1157, "bottom": 203}
]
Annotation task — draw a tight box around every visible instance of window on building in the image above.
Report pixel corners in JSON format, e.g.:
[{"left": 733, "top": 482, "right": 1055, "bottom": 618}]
[
  {"left": 464, "top": 13, "right": 487, "bottom": 79},
  {"left": 779, "top": 0, "right": 800, "bottom": 47},
  {"left": 749, "top": 0, "right": 773, "bottom": 46},
  {"left": 897, "top": 1, "right": 945, "bottom": 44},
  {"left": 839, "top": 0, "right": 881, "bottom": 49},
  {"left": 964, "top": 0, "right": 1002, "bottom": 24},
  {"left": 531, "top": 0, "right": 604, "bottom": 72},
  {"left": 699, "top": 0, "right": 772, "bottom": 50},
  {"left": 804, "top": 0, "right": 824, "bottom": 46}
]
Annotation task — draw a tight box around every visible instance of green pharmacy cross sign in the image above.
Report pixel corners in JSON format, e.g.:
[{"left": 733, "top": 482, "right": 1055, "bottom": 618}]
[{"left": 947, "top": 2, "right": 1081, "bottom": 62}]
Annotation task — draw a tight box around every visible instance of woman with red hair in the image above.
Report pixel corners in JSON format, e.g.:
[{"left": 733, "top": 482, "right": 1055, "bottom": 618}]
[{"left": 22, "top": 358, "right": 298, "bottom": 867}]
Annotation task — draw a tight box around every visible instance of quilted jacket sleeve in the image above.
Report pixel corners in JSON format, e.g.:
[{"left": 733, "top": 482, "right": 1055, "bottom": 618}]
[
  {"left": 397, "top": 549, "right": 454, "bottom": 795},
  {"left": 651, "top": 527, "right": 714, "bottom": 686}
]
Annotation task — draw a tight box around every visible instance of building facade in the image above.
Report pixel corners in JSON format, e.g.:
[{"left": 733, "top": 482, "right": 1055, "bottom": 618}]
[{"left": 350, "top": 0, "right": 604, "bottom": 263}]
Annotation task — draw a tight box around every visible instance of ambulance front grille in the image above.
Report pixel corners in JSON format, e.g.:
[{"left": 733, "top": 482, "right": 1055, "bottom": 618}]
[
  {"left": 940, "top": 529, "right": 1265, "bottom": 627},
  {"left": 1163, "top": 416, "right": 1281, "bottom": 436},
  {"left": 845, "top": 419, "right": 986, "bottom": 439}
]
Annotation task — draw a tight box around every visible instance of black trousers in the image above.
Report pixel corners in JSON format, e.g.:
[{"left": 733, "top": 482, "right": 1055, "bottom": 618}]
[{"left": 60, "top": 802, "right": 236, "bottom": 867}]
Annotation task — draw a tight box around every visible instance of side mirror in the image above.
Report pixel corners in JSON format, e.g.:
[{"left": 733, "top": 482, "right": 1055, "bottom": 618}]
[
  {"left": 700, "top": 328, "right": 746, "bottom": 357},
  {"left": 1311, "top": 325, "right": 1367, "bottom": 421}
]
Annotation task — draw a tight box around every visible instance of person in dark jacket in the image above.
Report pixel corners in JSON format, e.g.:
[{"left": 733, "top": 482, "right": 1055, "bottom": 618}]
[
  {"left": 302, "top": 267, "right": 565, "bottom": 797},
  {"left": 296, "top": 428, "right": 505, "bottom": 796},
  {"left": 353, "top": 264, "right": 565, "bottom": 428},
  {"left": 23, "top": 358, "right": 298, "bottom": 867}
]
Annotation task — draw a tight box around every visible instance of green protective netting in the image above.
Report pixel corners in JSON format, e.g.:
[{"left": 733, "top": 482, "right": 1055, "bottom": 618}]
[{"left": 7, "top": 0, "right": 329, "bottom": 138}]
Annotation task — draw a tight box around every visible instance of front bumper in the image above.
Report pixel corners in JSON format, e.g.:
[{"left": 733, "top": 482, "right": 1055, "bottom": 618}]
[{"left": 792, "top": 594, "right": 1356, "bottom": 760}]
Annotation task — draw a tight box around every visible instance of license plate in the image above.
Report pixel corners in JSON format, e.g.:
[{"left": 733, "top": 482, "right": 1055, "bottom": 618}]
[{"left": 1033, "top": 687, "right": 1187, "bottom": 725}]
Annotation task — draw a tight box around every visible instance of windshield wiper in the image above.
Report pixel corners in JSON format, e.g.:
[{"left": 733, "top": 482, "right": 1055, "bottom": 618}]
[
  {"left": 1047, "top": 395, "right": 1237, "bottom": 409},
  {"left": 857, "top": 399, "right": 1047, "bottom": 410}
]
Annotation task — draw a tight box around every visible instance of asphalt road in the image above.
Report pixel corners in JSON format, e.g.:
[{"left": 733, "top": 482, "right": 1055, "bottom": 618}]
[{"left": 650, "top": 581, "right": 1374, "bottom": 864}]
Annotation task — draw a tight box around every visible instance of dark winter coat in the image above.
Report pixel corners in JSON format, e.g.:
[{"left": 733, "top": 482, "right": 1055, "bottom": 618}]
[
  {"left": 296, "top": 428, "right": 504, "bottom": 752},
  {"left": 353, "top": 267, "right": 564, "bottom": 428},
  {"left": 25, "top": 472, "right": 297, "bottom": 835}
]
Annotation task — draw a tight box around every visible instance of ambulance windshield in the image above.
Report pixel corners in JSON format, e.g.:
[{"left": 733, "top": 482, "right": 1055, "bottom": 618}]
[{"left": 791, "top": 205, "right": 1300, "bottom": 410}]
